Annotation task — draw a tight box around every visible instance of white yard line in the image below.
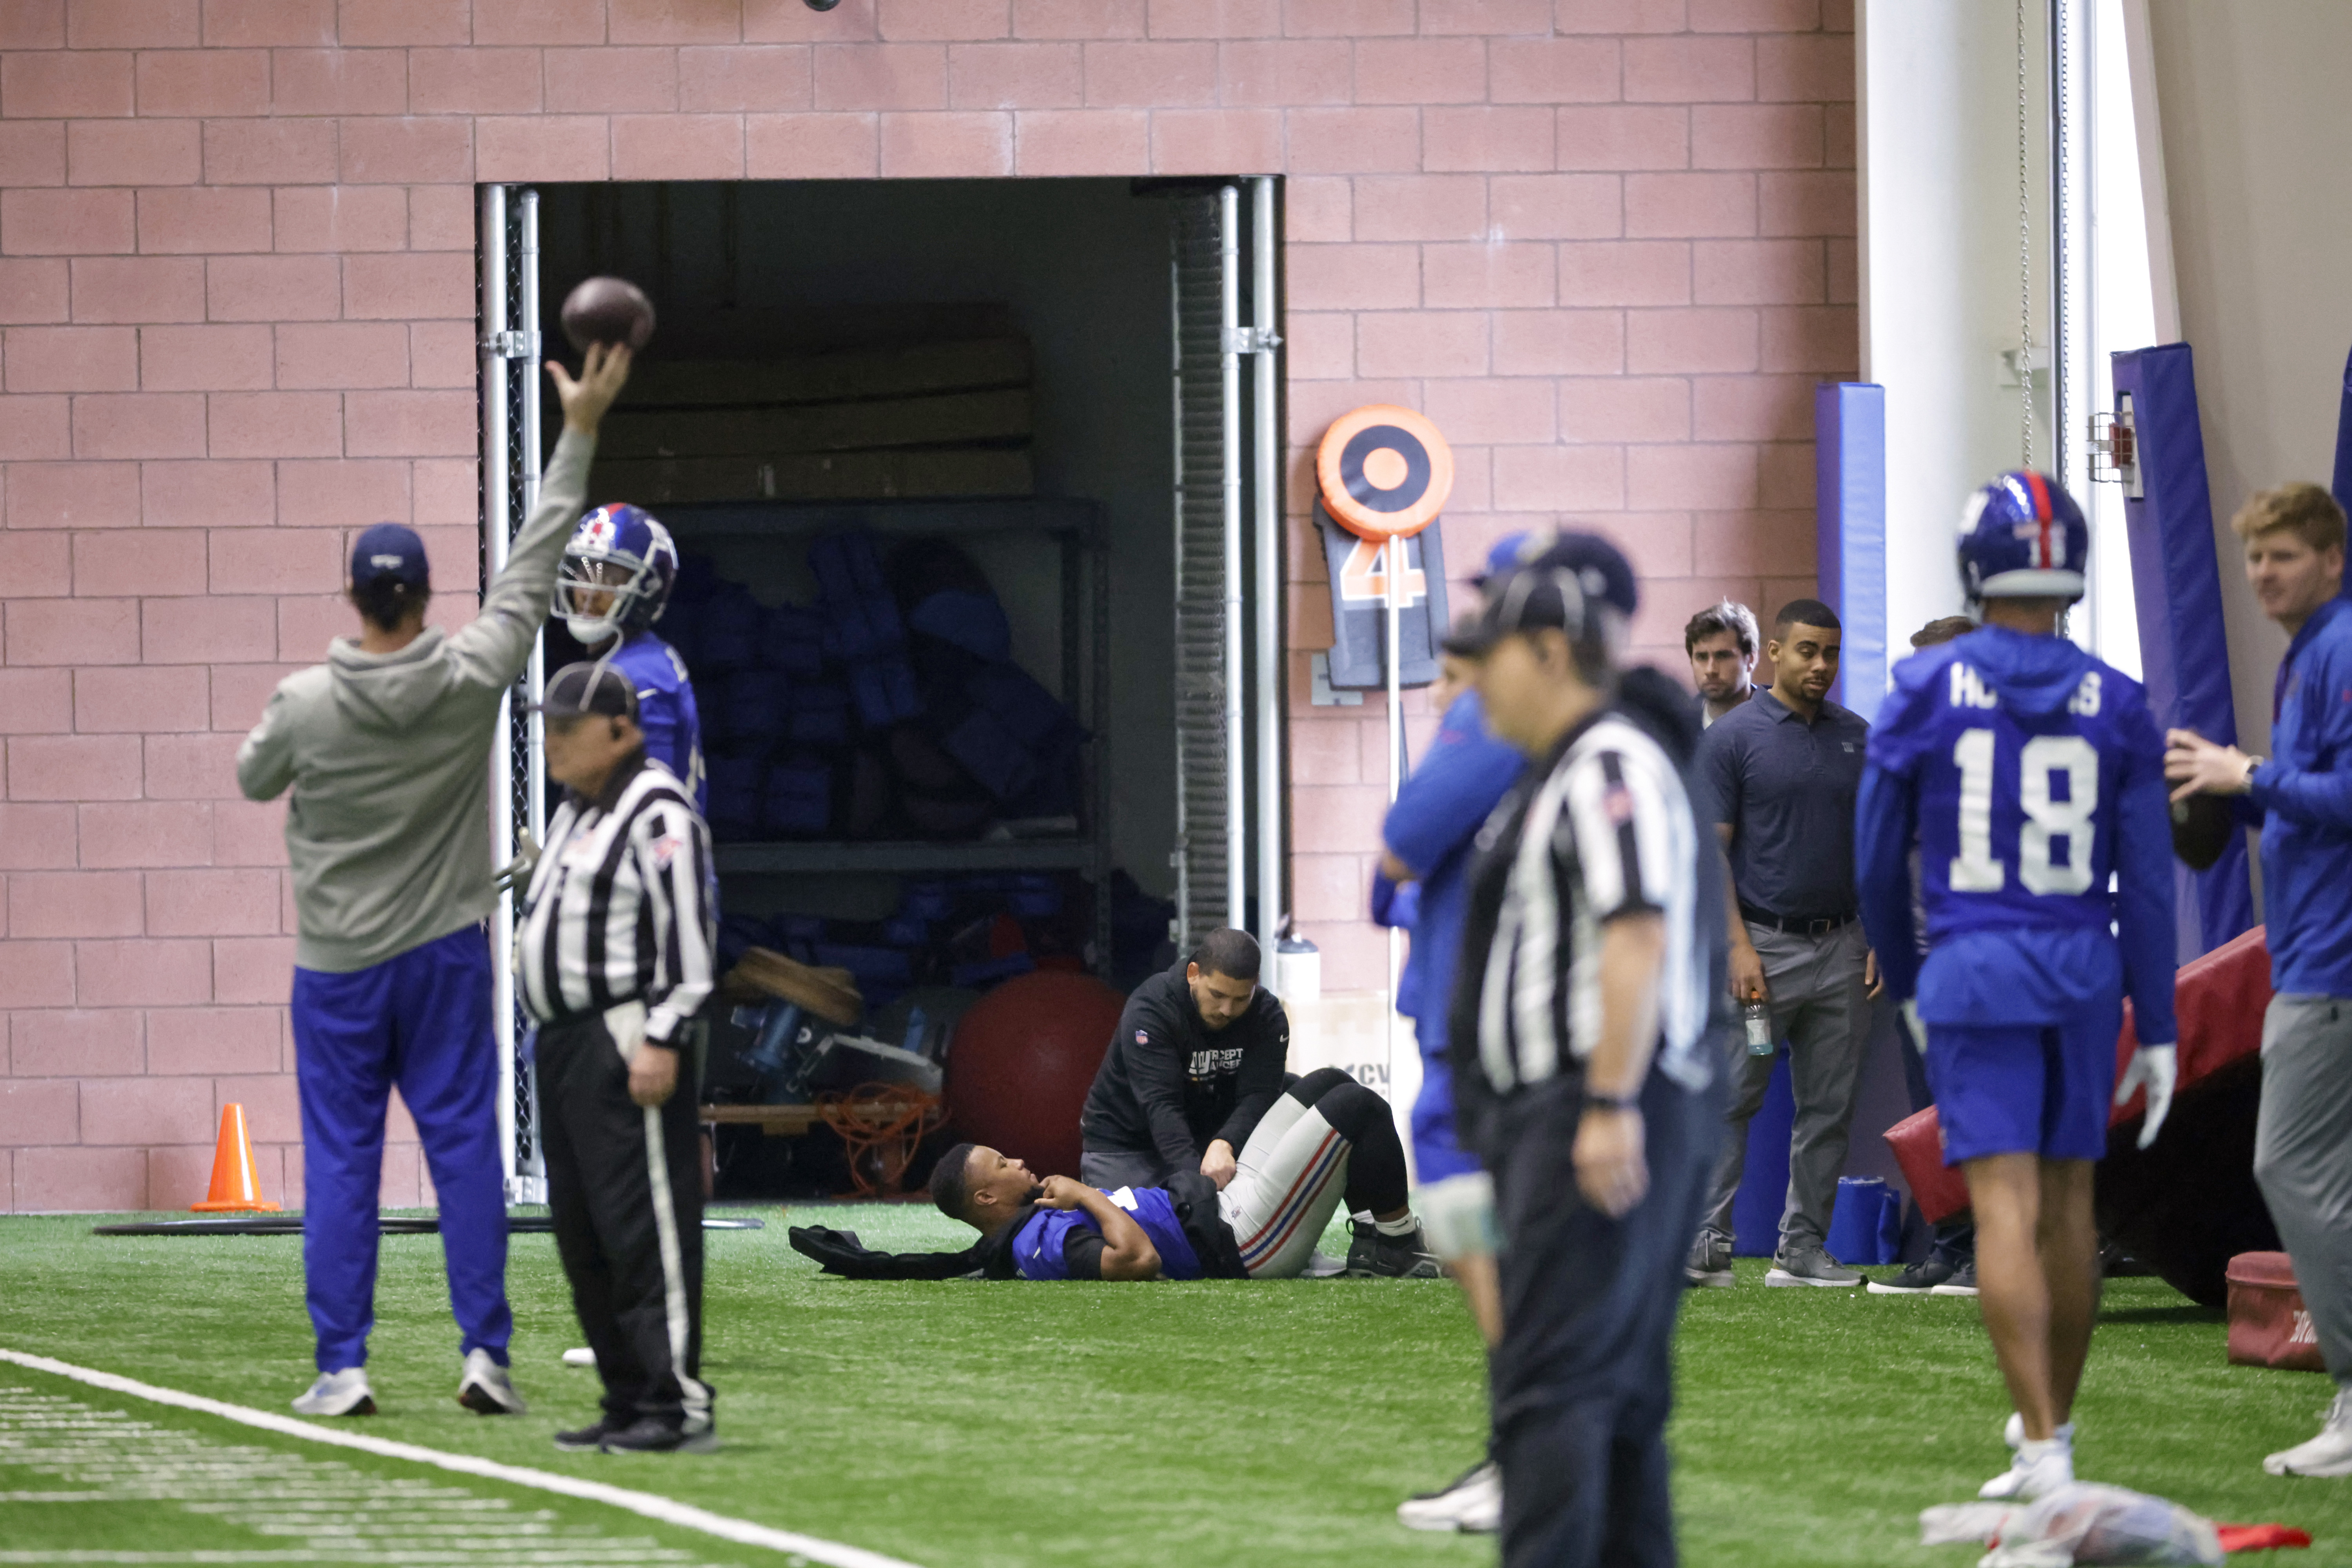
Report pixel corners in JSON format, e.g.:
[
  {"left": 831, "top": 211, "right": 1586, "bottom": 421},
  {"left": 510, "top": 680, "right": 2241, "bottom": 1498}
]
[{"left": 0, "top": 1348, "right": 924, "bottom": 1568}]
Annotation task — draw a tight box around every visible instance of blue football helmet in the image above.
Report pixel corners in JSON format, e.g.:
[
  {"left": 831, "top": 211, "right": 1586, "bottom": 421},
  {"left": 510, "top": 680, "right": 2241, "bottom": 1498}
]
[
  {"left": 557, "top": 503, "right": 677, "bottom": 646},
  {"left": 1957, "top": 470, "right": 2089, "bottom": 602}
]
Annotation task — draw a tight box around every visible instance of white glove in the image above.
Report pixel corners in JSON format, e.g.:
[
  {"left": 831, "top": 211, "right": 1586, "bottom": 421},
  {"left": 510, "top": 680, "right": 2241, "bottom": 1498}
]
[{"left": 2114, "top": 1044, "right": 2177, "bottom": 1150}]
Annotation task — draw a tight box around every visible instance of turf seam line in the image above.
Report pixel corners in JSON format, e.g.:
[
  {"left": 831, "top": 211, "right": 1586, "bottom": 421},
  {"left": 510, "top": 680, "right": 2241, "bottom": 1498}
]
[{"left": 0, "top": 1347, "right": 923, "bottom": 1568}]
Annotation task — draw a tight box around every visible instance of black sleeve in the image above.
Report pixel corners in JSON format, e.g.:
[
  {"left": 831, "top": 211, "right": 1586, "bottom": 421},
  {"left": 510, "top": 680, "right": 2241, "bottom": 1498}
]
[
  {"left": 1124, "top": 991, "right": 1202, "bottom": 1172},
  {"left": 1212, "top": 997, "right": 1290, "bottom": 1152},
  {"left": 1061, "top": 1228, "right": 1107, "bottom": 1281}
]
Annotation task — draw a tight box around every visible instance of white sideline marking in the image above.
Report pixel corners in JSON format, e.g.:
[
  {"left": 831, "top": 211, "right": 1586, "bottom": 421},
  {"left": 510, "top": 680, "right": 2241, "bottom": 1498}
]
[{"left": 0, "top": 1348, "right": 924, "bottom": 1568}]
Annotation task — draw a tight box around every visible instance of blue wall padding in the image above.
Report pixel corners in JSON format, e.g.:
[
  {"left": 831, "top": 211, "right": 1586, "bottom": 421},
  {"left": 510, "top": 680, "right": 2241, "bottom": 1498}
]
[
  {"left": 1814, "top": 383, "right": 1888, "bottom": 722},
  {"left": 1731, "top": 1051, "right": 1795, "bottom": 1256},
  {"left": 2334, "top": 343, "right": 2352, "bottom": 542},
  {"left": 2111, "top": 344, "right": 2255, "bottom": 957}
]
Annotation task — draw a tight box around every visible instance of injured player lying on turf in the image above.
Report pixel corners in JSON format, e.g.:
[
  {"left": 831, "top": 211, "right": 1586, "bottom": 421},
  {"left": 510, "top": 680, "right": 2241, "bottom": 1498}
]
[{"left": 789, "top": 1068, "right": 1441, "bottom": 1281}]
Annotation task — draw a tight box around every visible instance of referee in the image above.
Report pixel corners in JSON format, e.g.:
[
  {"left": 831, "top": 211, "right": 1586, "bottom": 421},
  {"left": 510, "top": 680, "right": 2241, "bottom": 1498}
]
[
  {"left": 519, "top": 662, "right": 719, "bottom": 1455},
  {"left": 1445, "top": 534, "right": 1716, "bottom": 1567}
]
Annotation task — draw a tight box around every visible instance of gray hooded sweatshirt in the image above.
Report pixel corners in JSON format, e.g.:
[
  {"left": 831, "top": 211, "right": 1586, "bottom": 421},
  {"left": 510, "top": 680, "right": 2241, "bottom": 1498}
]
[{"left": 238, "top": 429, "right": 595, "bottom": 973}]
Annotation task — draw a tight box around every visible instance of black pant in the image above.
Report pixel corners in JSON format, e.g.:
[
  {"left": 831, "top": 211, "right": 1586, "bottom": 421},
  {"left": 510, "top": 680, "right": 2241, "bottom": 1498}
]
[
  {"left": 1490, "top": 1062, "right": 1722, "bottom": 1568},
  {"left": 537, "top": 1012, "right": 711, "bottom": 1430}
]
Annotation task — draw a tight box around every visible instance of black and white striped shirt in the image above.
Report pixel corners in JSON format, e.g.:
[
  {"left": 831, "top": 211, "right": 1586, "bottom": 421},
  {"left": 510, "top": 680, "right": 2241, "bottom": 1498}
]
[
  {"left": 519, "top": 755, "right": 717, "bottom": 1046},
  {"left": 1454, "top": 711, "right": 1709, "bottom": 1102}
]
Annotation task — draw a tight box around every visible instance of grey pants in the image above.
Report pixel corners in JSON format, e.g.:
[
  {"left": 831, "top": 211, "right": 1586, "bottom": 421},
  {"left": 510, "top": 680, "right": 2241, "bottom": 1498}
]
[
  {"left": 1699, "top": 920, "right": 1872, "bottom": 1254},
  {"left": 1078, "top": 1149, "right": 1172, "bottom": 1191},
  {"left": 2255, "top": 995, "right": 2352, "bottom": 1386}
]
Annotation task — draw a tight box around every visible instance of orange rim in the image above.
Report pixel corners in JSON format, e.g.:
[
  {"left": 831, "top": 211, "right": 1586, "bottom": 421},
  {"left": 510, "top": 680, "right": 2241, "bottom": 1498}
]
[{"left": 1316, "top": 404, "right": 1452, "bottom": 540}]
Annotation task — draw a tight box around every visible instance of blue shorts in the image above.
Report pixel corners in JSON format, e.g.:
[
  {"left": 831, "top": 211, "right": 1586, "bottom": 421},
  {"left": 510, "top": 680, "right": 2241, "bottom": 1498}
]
[
  {"left": 1925, "top": 1003, "right": 2120, "bottom": 1165},
  {"left": 1409, "top": 1045, "right": 1484, "bottom": 1185}
]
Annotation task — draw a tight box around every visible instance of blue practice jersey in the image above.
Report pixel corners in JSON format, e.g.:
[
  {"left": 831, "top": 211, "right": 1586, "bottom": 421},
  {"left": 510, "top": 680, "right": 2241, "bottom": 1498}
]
[
  {"left": 1856, "top": 624, "right": 2176, "bottom": 1042},
  {"left": 1010, "top": 1185, "right": 1203, "bottom": 1281},
  {"left": 604, "top": 631, "right": 706, "bottom": 818},
  {"left": 1385, "top": 690, "right": 1526, "bottom": 1043}
]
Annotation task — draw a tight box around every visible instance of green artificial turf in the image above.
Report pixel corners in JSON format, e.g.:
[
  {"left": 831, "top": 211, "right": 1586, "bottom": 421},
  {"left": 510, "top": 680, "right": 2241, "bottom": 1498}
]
[{"left": 0, "top": 1208, "right": 2347, "bottom": 1567}]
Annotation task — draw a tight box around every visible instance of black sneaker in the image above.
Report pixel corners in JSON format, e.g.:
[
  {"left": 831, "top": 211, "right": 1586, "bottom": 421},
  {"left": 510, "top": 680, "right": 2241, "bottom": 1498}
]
[
  {"left": 1929, "top": 1261, "right": 1980, "bottom": 1297},
  {"left": 1867, "top": 1256, "right": 1957, "bottom": 1294},
  {"left": 1343, "top": 1220, "right": 1443, "bottom": 1278},
  {"left": 554, "top": 1419, "right": 615, "bottom": 1452},
  {"left": 1685, "top": 1230, "right": 1733, "bottom": 1288},
  {"left": 600, "top": 1416, "right": 719, "bottom": 1454}
]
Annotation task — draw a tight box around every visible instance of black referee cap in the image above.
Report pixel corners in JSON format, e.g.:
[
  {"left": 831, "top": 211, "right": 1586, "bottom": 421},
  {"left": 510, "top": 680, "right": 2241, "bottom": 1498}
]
[
  {"left": 1443, "top": 531, "right": 1638, "bottom": 658},
  {"left": 535, "top": 661, "right": 638, "bottom": 722}
]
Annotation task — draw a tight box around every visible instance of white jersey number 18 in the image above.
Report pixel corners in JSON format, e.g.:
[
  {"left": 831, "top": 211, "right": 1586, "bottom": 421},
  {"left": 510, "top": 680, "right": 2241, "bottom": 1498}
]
[{"left": 1949, "top": 730, "right": 2098, "bottom": 896}]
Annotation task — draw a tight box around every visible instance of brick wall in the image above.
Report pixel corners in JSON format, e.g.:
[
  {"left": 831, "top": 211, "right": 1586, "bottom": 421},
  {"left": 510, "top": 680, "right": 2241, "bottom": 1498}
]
[{"left": 0, "top": 0, "right": 1853, "bottom": 1211}]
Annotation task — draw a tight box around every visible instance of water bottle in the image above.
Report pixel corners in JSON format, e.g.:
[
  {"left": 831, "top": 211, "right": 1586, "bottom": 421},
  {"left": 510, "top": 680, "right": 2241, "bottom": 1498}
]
[{"left": 1742, "top": 998, "right": 1773, "bottom": 1057}]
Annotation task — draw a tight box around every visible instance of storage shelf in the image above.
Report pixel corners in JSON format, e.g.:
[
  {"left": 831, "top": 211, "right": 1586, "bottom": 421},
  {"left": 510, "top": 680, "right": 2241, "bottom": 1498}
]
[
  {"left": 659, "top": 497, "right": 1102, "bottom": 542},
  {"left": 714, "top": 838, "right": 1101, "bottom": 876}
]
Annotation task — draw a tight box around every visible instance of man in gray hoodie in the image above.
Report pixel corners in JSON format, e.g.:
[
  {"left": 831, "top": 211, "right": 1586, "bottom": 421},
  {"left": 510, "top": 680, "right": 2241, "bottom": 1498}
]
[{"left": 238, "top": 344, "right": 631, "bottom": 1419}]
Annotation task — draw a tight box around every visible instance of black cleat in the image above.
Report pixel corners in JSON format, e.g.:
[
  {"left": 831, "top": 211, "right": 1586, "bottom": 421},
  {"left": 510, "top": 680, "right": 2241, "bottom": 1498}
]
[
  {"left": 600, "top": 1416, "right": 719, "bottom": 1455},
  {"left": 1867, "top": 1255, "right": 1959, "bottom": 1294},
  {"left": 554, "top": 1420, "right": 615, "bottom": 1452},
  {"left": 1343, "top": 1219, "right": 1443, "bottom": 1278}
]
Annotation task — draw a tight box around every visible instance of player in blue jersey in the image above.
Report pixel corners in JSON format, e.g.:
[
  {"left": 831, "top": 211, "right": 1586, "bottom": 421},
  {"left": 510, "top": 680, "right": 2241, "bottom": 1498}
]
[
  {"left": 1857, "top": 472, "right": 2179, "bottom": 1503},
  {"left": 928, "top": 1068, "right": 1424, "bottom": 1281},
  {"left": 556, "top": 504, "right": 706, "bottom": 816}
]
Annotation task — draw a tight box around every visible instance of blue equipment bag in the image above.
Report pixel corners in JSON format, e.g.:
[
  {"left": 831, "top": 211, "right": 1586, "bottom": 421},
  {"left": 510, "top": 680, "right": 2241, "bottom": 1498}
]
[{"left": 1825, "top": 1176, "right": 1903, "bottom": 1265}]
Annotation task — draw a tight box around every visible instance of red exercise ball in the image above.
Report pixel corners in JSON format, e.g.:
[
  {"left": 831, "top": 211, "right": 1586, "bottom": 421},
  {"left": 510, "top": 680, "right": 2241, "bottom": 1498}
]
[{"left": 946, "top": 971, "right": 1126, "bottom": 1180}]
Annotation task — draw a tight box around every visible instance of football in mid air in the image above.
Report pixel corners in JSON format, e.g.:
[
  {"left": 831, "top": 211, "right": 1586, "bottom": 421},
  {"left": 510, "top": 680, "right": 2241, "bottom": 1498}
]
[
  {"left": 559, "top": 275, "right": 655, "bottom": 355},
  {"left": 2171, "top": 791, "right": 2235, "bottom": 871}
]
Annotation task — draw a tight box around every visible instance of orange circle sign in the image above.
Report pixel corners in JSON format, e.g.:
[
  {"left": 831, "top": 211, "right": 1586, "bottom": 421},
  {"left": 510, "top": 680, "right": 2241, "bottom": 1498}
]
[{"left": 1316, "top": 404, "right": 1452, "bottom": 540}]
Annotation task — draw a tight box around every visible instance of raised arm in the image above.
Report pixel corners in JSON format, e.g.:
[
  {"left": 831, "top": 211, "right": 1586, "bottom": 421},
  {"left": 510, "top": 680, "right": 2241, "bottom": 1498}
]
[{"left": 445, "top": 345, "right": 632, "bottom": 691}]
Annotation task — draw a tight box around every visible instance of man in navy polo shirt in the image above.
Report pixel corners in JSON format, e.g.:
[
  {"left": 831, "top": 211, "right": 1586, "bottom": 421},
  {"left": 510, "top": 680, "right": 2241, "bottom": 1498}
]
[{"left": 1688, "top": 599, "right": 1880, "bottom": 1289}]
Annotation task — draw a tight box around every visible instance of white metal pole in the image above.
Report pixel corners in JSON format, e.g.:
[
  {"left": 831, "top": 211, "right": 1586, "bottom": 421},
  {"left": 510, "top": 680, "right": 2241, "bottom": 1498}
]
[
  {"left": 1385, "top": 534, "right": 1405, "bottom": 1087},
  {"left": 1250, "top": 176, "right": 1282, "bottom": 968},
  {"left": 1218, "top": 184, "right": 1245, "bottom": 932},
  {"left": 479, "top": 184, "right": 517, "bottom": 1199},
  {"left": 514, "top": 187, "right": 547, "bottom": 1201}
]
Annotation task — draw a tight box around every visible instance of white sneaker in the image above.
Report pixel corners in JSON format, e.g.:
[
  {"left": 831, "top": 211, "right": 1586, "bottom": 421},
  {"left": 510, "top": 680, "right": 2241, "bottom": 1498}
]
[
  {"left": 1397, "top": 1460, "right": 1500, "bottom": 1534},
  {"left": 456, "top": 1348, "right": 526, "bottom": 1415},
  {"left": 2002, "top": 1413, "right": 2071, "bottom": 1450},
  {"left": 1980, "top": 1436, "right": 2073, "bottom": 1500},
  {"left": 561, "top": 1346, "right": 599, "bottom": 1367},
  {"left": 2264, "top": 1389, "right": 2352, "bottom": 1477},
  {"left": 292, "top": 1367, "right": 375, "bottom": 1417}
]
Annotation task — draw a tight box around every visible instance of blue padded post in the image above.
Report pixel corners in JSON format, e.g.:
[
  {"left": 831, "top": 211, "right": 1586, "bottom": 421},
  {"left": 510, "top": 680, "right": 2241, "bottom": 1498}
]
[
  {"left": 2111, "top": 343, "right": 2255, "bottom": 958},
  {"left": 1815, "top": 383, "right": 1888, "bottom": 721},
  {"left": 2332, "top": 343, "right": 2352, "bottom": 542}
]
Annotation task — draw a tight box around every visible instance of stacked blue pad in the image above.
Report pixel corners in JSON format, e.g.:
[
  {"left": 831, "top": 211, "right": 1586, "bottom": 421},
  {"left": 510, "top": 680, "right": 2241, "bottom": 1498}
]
[
  {"left": 907, "top": 590, "right": 1013, "bottom": 663},
  {"left": 941, "top": 664, "right": 1082, "bottom": 804},
  {"left": 698, "top": 582, "right": 762, "bottom": 674},
  {"left": 762, "top": 604, "right": 825, "bottom": 677},
  {"left": 760, "top": 759, "right": 832, "bottom": 838},
  {"left": 809, "top": 532, "right": 906, "bottom": 661},
  {"left": 847, "top": 663, "right": 920, "bottom": 730},
  {"left": 788, "top": 686, "right": 851, "bottom": 748},
  {"left": 719, "top": 670, "right": 793, "bottom": 754},
  {"left": 707, "top": 755, "right": 764, "bottom": 842}
]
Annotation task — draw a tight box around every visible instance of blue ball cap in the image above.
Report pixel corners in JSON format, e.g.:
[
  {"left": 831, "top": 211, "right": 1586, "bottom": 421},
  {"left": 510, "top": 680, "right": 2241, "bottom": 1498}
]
[{"left": 350, "top": 523, "right": 428, "bottom": 591}]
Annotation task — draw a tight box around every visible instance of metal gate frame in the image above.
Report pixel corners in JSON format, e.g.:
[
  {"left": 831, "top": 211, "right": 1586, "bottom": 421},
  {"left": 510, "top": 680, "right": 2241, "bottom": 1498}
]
[{"left": 479, "top": 184, "right": 546, "bottom": 1205}]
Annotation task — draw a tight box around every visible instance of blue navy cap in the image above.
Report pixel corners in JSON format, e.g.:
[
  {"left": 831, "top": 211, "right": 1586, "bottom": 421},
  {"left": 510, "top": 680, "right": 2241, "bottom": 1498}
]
[
  {"left": 1443, "top": 530, "right": 1638, "bottom": 657},
  {"left": 350, "top": 523, "right": 429, "bottom": 590}
]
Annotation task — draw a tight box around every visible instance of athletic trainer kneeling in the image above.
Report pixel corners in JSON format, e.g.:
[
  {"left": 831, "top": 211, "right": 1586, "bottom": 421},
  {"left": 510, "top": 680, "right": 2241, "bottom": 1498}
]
[{"left": 519, "top": 662, "right": 719, "bottom": 1455}]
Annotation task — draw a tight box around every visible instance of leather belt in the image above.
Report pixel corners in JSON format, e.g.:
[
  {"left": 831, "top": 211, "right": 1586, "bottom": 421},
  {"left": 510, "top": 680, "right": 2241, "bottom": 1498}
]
[{"left": 1739, "top": 904, "right": 1857, "bottom": 937}]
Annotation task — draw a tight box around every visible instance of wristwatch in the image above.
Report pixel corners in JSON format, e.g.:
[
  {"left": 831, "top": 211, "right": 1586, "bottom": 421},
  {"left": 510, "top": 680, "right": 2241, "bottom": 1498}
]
[
  {"left": 1584, "top": 1090, "right": 1641, "bottom": 1112},
  {"left": 2242, "top": 754, "right": 2265, "bottom": 793}
]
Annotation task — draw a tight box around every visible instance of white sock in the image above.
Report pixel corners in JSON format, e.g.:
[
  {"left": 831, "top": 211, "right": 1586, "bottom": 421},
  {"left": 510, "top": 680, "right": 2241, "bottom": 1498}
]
[{"left": 1375, "top": 1214, "right": 1419, "bottom": 1238}]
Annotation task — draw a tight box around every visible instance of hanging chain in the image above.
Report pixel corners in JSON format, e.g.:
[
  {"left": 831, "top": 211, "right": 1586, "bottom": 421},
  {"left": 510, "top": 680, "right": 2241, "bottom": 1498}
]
[{"left": 2018, "top": 0, "right": 2034, "bottom": 469}]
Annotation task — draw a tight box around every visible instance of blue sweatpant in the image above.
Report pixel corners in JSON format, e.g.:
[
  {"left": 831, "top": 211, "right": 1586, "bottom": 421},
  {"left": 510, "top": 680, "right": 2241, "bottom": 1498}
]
[{"left": 291, "top": 924, "right": 511, "bottom": 1374}]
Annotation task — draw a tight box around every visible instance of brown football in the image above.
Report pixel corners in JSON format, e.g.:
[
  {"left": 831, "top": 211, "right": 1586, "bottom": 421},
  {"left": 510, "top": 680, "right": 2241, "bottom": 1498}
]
[
  {"left": 559, "top": 275, "right": 655, "bottom": 354},
  {"left": 2171, "top": 791, "right": 2235, "bottom": 872}
]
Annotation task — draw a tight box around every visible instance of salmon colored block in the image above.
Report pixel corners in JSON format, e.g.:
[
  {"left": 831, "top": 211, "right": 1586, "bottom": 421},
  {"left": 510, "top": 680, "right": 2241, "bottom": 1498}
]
[{"left": 190, "top": 1102, "right": 281, "bottom": 1212}]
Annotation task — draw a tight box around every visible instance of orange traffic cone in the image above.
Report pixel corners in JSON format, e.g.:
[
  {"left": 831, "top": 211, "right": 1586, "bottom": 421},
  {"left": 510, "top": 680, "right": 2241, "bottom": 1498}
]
[{"left": 191, "top": 1103, "right": 281, "bottom": 1213}]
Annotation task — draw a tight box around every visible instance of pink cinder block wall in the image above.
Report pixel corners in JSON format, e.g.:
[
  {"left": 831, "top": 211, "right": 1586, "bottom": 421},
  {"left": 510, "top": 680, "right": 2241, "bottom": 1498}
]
[{"left": 0, "top": 0, "right": 1853, "bottom": 1211}]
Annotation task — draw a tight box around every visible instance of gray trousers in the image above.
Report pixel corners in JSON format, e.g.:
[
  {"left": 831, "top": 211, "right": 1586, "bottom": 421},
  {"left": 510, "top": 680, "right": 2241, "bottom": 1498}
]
[
  {"left": 2255, "top": 995, "right": 2352, "bottom": 1387},
  {"left": 1698, "top": 920, "right": 1871, "bottom": 1254}
]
